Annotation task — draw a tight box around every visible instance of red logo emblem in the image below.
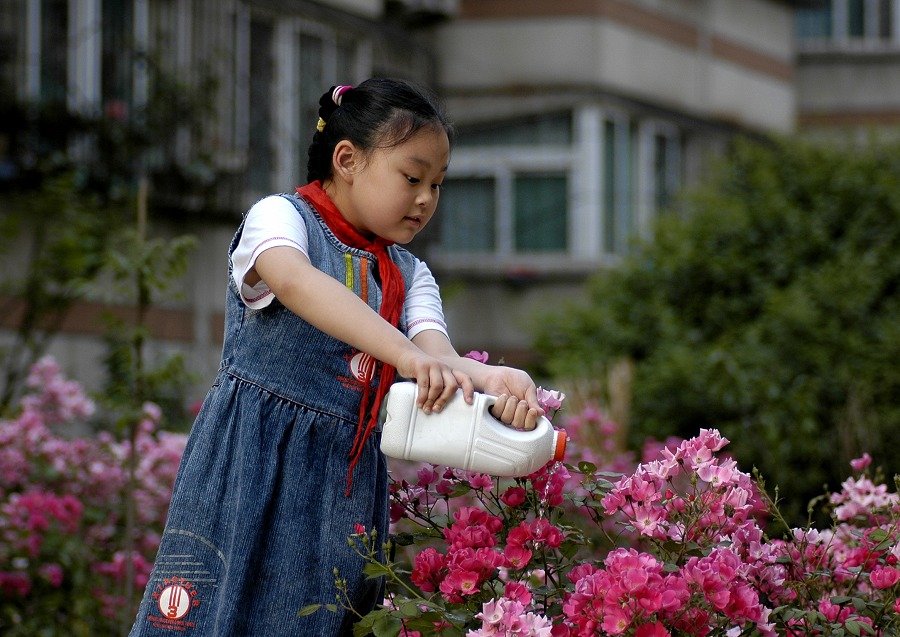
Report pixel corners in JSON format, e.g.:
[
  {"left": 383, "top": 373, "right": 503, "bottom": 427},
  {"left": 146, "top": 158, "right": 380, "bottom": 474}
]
[
  {"left": 350, "top": 352, "right": 375, "bottom": 382},
  {"left": 158, "top": 582, "right": 191, "bottom": 620},
  {"left": 149, "top": 576, "right": 200, "bottom": 630}
]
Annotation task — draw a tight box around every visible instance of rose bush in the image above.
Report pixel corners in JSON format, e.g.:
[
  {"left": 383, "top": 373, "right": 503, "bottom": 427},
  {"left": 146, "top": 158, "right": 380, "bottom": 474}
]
[
  {"left": 5, "top": 356, "right": 900, "bottom": 637},
  {"left": 336, "top": 368, "right": 900, "bottom": 636},
  {"left": 0, "top": 357, "right": 186, "bottom": 636}
]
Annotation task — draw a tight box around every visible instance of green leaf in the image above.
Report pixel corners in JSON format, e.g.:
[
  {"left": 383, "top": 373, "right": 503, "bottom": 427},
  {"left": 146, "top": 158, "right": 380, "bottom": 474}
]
[
  {"left": 404, "top": 612, "right": 448, "bottom": 630},
  {"left": 297, "top": 604, "right": 322, "bottom": 617},
  {"left": 398, "top": 600, "right": 422, "bottom": 618},
  {"left": 391, "top": 533, "right": 416, "bottom": 546},
  {"left": 830, "top": 596, "right": 852, "bottom": 605},
  {"left": 371, "top": 614, "right": 402, "bottom": 637},
  {"left": 844, "top": 619, "right": 876, "bottom": 636},
  {"left": 363, "top": 562, "right": 393, "bottom": 578}
]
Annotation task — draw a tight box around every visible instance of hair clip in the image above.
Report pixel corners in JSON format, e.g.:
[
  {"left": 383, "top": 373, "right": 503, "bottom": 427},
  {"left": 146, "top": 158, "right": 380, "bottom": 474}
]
[{"left": 316, "top": 117, "right": 327, "bottom": 133}]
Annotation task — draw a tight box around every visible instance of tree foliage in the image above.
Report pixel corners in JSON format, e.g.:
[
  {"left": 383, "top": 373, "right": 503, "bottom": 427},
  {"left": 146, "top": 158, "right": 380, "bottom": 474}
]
[{"left": 535, "top": 136, "right": 900, "bottom": 522}]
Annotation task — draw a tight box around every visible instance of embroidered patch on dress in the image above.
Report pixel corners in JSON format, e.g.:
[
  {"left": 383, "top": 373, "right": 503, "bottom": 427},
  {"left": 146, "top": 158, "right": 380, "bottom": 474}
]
[
  {"left": 148, "top": 575, "right": 201, "bottom": 631},
  {"left": 349, "top": 352, "right": 375, "bottom": 383}
]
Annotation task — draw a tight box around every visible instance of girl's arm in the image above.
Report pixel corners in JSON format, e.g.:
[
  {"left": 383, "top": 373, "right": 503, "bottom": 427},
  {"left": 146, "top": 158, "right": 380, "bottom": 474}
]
[
  {"left": 412, "top": 330, "right": 545, "bottom": 431},
  {"left": 252, "top": 246, "right": 474, "bottom": 414}
]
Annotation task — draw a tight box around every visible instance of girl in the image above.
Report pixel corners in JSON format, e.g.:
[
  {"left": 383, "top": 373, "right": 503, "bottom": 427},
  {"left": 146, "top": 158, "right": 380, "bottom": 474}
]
[{"left": 128, "top": 77, "right": 544, "bottom": 636}]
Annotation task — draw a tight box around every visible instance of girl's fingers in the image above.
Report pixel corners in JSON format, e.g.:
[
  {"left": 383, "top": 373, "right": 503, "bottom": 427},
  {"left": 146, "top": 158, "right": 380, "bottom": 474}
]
[
  {"left": 490, "top": 395, "right": 539, "bottom": 430},
  {"left": 454, "top": 370, "right": 475, "bottom": 404},
  {"left": 510, "top": 399, "right": 530, "bottom": 430},
  {"left": 522, "top": 407, "right": 540, "bottom": 431},
  {"left": 418, "top": 365, "right": 459, "bottom": 414}
]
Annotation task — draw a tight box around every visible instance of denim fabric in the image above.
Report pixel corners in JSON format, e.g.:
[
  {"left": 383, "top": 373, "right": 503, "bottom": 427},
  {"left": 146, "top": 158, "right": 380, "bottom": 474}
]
[{"left": 128, "top": 194, "right": 418, "bottom": 636}]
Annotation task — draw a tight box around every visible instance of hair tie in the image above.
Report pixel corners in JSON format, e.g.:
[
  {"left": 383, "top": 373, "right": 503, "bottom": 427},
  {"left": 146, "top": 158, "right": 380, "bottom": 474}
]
[
  {"left": 331, "top": 85, "right": 352, "bottom": 106},
  {"left": 316, "top": 85, "right": 353, "bottom": 133}
]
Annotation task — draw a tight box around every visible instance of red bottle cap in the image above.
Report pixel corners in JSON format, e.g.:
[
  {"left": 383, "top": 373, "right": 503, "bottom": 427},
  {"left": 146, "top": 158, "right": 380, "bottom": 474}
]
[{"left": 553, "top": 431, "right": 567, "bottom": 462}]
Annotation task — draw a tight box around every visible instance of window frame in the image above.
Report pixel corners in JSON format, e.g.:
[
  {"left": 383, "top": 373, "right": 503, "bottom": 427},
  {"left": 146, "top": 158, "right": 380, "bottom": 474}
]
[
  {"left": 425, "top": 105, "right": 683, "bottom": 273},
  {"left": 797, "top": 0, "right": 900, "bottom": 49}
]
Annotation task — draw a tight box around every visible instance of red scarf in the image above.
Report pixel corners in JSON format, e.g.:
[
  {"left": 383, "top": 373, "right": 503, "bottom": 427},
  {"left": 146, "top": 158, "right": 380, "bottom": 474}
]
[{"left": 296, "top": 181, "right": 405, "bottom": 494}]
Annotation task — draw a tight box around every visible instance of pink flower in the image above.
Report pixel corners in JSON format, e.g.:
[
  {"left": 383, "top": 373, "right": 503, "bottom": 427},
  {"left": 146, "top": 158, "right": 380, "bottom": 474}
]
[
  {"left": 410, "top": 548, "right": 446, "bottom": 592},
  {"left": 536, "top": 387, "right": 565, "bottom": 414},
  {"left": 416, "top": 466, "right": 439, "bottom": 486},
  {"left": 504, "top": 545, "right": 534, "bottom": 570},
  {"left": 501, "top": 486, "right": 527, "bottom": 507},
  {"left": 464, "top": 351, "right": 490, "bottom": 363},
  {"left": 39, "top": 563, "right": 64, "bottom": 588},
  {"left": 504, "top": 581, "right": 533, "bottom": 606},
  {"left": 469, "top": 598, "right": 553, "bottom": 637},
  {"left": 850, "top": 453, "right": 872, "bottom": 472},
  {"left": 635, "top": 622, "right": 670, "bottom": 637},
  {"left": 389, "top": 500, "right": 406, "bottom": 523},
  {"left": 466, "top": 472, "right": 494, "bottom": 490},
  {"left": 870, "top": 565, "right": 900, "bottom": 589},
  {"left": 601, "top": 604, "right": 633, "bottom": 635},
  {"left": 440, "top": 569, "right": 481, "bottom": 599},
  {"left": 443, "top": 506, "right": 503, "bottom": 551}
]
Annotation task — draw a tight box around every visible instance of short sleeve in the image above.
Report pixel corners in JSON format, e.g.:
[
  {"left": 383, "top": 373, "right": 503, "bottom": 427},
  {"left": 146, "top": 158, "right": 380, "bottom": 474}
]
[
  {"left": 405, "top": 259, "right": 448, "bottom": 340},
  {"left": 231, "top": 195, "right": 309, "bottom": 309}
]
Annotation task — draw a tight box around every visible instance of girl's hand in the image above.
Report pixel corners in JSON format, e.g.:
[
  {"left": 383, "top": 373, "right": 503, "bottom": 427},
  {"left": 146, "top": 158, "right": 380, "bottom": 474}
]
[
  {"left": 483, "top": 368, "right": 544, "bottom": 431},
  {"left": 395, "top": 350, "right": 475, "bottom": 415}
]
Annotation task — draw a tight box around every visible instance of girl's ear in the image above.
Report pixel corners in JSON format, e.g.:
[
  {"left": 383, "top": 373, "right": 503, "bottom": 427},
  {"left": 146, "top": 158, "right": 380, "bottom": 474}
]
[{"left": 332, "top": 140, "right": 359, "bottom": 184}]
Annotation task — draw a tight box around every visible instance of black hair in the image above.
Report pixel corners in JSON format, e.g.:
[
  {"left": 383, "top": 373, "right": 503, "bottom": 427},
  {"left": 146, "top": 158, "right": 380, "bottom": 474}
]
[{"left": 306, "top": 77, "right": 455, "bottom": 184}]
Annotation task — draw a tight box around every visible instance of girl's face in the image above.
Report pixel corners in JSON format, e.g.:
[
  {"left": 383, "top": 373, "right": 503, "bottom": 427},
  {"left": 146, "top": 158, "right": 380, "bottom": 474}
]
[{"left": 333, "top": 127, "right": 450, "bottom": 244}]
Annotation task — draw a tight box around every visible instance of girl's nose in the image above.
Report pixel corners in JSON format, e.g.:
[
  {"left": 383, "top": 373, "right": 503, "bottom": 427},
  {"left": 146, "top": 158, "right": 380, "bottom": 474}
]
[{"left": 416, "top": 188, "right": 434, "bottom": 208}]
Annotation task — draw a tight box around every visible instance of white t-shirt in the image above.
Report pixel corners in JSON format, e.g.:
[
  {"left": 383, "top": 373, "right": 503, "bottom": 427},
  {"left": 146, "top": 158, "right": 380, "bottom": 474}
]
[{"left": 231, "top": 195, "right": 448, "bottom": 340}]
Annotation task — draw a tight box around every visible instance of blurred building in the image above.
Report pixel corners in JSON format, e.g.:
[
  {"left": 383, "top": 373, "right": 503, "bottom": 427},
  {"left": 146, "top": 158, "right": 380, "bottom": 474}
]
[
  {"left": 0, "top": 0, "right": 896, "bottom": 398},
  {"left": 794, "top": 0, "right": 900, "bottom": 141}
]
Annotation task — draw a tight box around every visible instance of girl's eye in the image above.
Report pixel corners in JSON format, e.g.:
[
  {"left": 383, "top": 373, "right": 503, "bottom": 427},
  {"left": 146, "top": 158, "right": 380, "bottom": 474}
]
[
  {"left": 406, "top": 176, "right": 420, "bottom": 185},
  {"left": 432, "top": 183, "right": 443, "bottom": 192}
]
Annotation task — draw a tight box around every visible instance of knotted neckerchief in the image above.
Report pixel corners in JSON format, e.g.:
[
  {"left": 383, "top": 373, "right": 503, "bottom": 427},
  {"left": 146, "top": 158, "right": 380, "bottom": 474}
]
[{"left": 295, "top": 180, "right": 405, "bottom": 494}]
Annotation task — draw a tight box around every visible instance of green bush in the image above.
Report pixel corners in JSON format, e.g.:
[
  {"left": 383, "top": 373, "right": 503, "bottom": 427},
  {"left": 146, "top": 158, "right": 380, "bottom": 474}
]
[{"left": 535, "top": 136, "right": 900, "bottom": 523}]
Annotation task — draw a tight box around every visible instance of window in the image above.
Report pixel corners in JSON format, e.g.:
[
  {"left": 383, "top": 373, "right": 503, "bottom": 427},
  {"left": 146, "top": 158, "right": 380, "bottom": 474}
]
[
  {"left": 513, "top": 174, "right": 567, "bottom": 252},
  {"left": 602, "top": 118, "right": 635, "bottom": 255},
  {"left": 797, "top": 0, "right": 899, "bottom": 44},
  {"left": 438, "top": 177, "right": 496, "bottom": 253},
  {"left": 25, "top": 0, "right": 133, "bottom": 112},
  {"left": 456, "top": 113, "right": 572, "bottom": 147},
  {"left": 653, "top": 131, "right": 680, "bottom": 213},
  {"left": 297, "top": 33, "right": 325, "bottom": 177},
  {"left": 39, "top": 0, "right": 68, "bottom": 105},
  {"left": 848, "top": 0, "right": 866, "bottom": 36},
  {"left": 428, "top": 107, "right": 681, "bottom": 265},
  {"left": 102, "top": 0, "right": 133, "bottom": 115},
  {"left": 434, "top": 113, "right": 573, "bottom": 257},
  {"left": 248, "top": 20, "right": 274, "bottom": 193},
  {"left": 879, "top": 0, "right": 896, "bottom": 38},
  {"left": 438, "top": 173, "right": 568, "bottom": 255},
  {"left": 796, "top": 4, "right": 833, "bottom": 39}
]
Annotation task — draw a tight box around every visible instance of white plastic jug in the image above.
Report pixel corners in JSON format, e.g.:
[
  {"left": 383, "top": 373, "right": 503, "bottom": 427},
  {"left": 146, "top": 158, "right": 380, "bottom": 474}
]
[{"left": 379, "top": 382, "right": 566, "bottom": 477}]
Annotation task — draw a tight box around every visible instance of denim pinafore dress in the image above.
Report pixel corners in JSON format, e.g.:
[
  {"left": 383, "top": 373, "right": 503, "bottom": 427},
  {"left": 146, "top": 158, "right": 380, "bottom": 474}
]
[{"left": 129, "top": 193, "right": 418, "bottom": 636}]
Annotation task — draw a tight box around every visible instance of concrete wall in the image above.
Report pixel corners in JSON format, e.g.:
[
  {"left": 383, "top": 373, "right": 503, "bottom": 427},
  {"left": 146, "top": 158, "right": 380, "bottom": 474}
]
[
  {"left": 436, "top": 0, "right": 795, "bottom": 134},
  {"left": 796, "top": 50, "right": 900, "bottom": 140}
]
